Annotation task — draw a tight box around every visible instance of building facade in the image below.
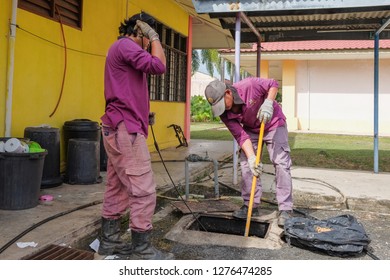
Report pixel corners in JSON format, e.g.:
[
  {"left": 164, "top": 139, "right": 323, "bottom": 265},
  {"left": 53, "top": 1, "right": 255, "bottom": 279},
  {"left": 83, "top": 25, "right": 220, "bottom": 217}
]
[{"left": 1, "top": 0, "right": 192, "bottom": 170}]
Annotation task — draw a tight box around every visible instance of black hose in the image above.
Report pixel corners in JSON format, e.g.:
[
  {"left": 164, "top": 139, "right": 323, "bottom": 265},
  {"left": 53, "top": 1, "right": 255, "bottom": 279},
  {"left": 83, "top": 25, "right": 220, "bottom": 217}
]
[{"left": 150, "top": 125, "right": 208, "bottom": 232}]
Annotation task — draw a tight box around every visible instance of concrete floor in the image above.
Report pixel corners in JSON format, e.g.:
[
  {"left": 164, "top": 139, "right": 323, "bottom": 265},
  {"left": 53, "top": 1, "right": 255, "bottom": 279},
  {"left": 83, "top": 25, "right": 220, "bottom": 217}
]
[{"left": 1, "top": 139, "right": 390, "bottom": 260}]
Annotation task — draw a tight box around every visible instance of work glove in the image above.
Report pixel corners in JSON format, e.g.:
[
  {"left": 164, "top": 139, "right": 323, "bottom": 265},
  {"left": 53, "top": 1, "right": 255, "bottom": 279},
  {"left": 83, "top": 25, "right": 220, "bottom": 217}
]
[
  {"left": 136, "top": 20, "right": 159, "bottom": 42},
  {"left": 247, "top": 155, "right": 263, "bottom": 177},
  {"left": 257, "top": 98, "right": 274, "bottom": 124},
  {"left": 149, "top": 112, "right": 156, "bottom": 126}
]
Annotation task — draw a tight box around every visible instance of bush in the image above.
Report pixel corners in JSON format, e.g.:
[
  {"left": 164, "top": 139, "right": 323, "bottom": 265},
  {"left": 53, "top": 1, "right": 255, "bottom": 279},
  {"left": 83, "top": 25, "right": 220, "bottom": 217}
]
[{"left": 190, "top": 95, "right": 220, "bottom": 122}]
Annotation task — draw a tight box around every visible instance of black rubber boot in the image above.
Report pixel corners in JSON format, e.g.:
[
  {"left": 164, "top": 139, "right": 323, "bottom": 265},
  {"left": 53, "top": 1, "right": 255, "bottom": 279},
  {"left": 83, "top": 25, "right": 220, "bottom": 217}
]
[
  {"left": 98, "top": 217, "right": 132, "bottom": 256},
  {"left": 277, "top": 210, "right": 293, "bottom": 228},
  {"left": 232, "top": 205, "right": 260, "bottom": 219},
  {"left": 129, "top": 230, "right": 174, "bottom": 260}
]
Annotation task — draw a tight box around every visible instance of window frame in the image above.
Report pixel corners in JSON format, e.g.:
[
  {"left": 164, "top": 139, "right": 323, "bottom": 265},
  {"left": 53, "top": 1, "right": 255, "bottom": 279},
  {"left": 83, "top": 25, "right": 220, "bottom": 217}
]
[{"left": 149, "top": 22, "right": 188, "bottom": 103}]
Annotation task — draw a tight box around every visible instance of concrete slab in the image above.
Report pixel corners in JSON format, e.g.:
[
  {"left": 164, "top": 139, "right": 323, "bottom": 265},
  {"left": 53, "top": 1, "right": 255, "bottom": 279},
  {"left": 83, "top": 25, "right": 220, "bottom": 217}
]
[
  {"left": 165, "top": 211, "right": 285, "bottom": 250},
  {"left": 171, "top": 199, "right": 239, "bottom": 214}
]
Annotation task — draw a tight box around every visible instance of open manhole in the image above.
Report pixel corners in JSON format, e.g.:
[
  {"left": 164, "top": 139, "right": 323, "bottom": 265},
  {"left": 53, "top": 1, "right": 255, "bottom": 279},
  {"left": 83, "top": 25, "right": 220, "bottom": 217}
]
[
  {"left": 188, "top": 213, "right": 270, "bottom": 238},
  {"left": 165, "top": 211, "right": 284, "bottom": 250}
]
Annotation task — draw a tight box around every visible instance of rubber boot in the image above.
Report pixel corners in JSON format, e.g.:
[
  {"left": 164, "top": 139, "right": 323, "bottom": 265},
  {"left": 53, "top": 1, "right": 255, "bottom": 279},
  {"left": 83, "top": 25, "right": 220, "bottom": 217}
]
[
  {"left": 98, "top": 217, "right": 132, "bottom": 256},
  {"left": 129, "top": 230, "right": 174, "bottom": 260},
  {"left": 232, "top": 205, "right": 260, "bottom": 219}
]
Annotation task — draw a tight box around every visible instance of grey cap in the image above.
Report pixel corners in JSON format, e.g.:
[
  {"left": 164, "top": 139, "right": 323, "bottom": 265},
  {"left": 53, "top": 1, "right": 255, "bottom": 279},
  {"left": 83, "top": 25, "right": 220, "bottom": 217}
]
[{"left": 204, "top": 80, "right": 227, "bottom": 117}]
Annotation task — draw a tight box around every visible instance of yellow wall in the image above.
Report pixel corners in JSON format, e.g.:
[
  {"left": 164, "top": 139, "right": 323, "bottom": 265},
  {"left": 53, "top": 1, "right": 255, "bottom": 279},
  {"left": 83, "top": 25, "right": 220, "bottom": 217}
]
[
  {"left": 1, "top": 0, "right": 190, "bottom": 169},
  {"left": 282, "top": 60, "right": 298, "bottom": 130},
  {"left": 260, "top": 61, "right": 269, "bottom": 78},
  {"left": 127, "top": 0, "right": 188, "bottom": 36}
]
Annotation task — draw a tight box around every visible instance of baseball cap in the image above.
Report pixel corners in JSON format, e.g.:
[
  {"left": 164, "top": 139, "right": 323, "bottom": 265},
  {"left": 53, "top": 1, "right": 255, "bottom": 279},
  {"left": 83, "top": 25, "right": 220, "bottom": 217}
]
[{"left": 205, "top": 80, "right": 227, "bottom": 117}]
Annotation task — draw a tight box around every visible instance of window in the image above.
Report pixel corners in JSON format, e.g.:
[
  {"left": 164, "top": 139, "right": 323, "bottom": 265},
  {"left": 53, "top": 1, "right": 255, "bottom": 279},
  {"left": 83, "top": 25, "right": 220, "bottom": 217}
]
[
  {"left": 18, "top": 0, "right": 83, "bottom": 29},
  {"left": 149, "top": 22, "right": 187, "bottom": 102}
]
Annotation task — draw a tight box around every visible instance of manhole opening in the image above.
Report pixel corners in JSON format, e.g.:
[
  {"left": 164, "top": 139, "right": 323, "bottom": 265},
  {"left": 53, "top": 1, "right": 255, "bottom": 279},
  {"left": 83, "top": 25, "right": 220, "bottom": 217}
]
[{"left": 187, "top": 214, "right": 270, "bottom": 238}]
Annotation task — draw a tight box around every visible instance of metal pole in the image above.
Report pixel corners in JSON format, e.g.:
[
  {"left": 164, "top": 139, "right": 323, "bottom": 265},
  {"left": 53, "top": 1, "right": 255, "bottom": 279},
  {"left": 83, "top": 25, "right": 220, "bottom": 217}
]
[
  {"left": 213, "top": 159, "right": 219, "bottom": 198},
  {"left": 256, "top": 38, "right": 261, "bottom": 77},
  {"left": 372, "top": 17, "right": 390, "bottom": 173},
  {"left": 220, "top": 57, "right": 225, "bottom": 82},
  {"left": 185, "top": 160, "right": 189, "bottom": 200},
  {"left": 373, "top": 34, "right": 379, "bottom": 173},
  {"left": 232, "top": 13, "right": 241, "bottom": 186}
]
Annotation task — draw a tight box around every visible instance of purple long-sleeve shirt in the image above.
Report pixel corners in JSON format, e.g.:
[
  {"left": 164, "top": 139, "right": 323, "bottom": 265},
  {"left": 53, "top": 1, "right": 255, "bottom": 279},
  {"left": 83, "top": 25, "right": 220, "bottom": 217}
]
[
  {"left": 101, "top": 37, "right": 165, "bottom": 138},
  {"left": 220, "top": 77, "right": 286, "bottom": 147}
]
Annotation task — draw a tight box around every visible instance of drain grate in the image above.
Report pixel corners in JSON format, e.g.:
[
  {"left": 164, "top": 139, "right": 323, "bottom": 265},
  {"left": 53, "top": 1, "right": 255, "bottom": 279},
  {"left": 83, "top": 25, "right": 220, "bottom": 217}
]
[
  {"left": 188, "top": 213, "right": 270, "bottom": 238},
  {"left": 23, "top": 244, "right": 94, "bottom": 260}
]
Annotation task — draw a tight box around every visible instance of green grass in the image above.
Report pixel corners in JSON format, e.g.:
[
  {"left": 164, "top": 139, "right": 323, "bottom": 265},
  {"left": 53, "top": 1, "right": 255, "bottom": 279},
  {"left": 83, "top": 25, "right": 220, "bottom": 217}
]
[{"left": 190, "top": 122, "right": 390, "bottom": 173}]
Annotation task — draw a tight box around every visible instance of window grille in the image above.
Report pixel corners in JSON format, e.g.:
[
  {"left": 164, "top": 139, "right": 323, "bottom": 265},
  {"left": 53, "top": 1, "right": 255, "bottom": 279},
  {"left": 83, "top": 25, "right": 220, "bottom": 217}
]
[{"left": 149, "top": 22, "right": 187, "bottom": 103}]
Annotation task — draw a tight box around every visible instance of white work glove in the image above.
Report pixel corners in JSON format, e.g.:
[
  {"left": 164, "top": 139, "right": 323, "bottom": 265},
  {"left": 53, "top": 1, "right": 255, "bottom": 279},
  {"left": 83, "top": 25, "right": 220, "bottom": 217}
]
[
  {"left": 257, "top": 98, "right": 274, "bottom": 124},
  {"left": 149, "top": 112, "right": 156, "bottom": 126},
  {"left": 247, "top": 155, "right": 263, "bottom": 177},
  {"left": 136, "top": 20, "right": 159, "bottom": 42}
]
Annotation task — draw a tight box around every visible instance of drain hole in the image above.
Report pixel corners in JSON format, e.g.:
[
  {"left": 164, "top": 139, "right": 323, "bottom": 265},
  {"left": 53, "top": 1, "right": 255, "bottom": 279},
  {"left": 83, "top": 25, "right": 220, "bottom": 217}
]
[{"left": 188, "top": 214, "right": 270, "bottom": 238}]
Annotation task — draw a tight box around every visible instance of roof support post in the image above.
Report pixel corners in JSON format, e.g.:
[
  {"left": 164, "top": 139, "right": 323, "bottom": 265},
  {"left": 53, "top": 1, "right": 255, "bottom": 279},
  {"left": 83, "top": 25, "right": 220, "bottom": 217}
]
[
  {"left": 256, "top": 39, "right": 261, "bottom": 77},
  {"left": 232, "top": 13, "right": 241, "bottom": 186},
  {"left": 240, "top": 12, "right": 263, "bottom": 77},
  {"left": 232, "top": 12, "right": 264, "bottom": 184},
  {"left": 373, "top": 34, "right": 379, "bottom": 173},
  {"left": 373, "top": 18, "right": 390, "bottom": 173}
]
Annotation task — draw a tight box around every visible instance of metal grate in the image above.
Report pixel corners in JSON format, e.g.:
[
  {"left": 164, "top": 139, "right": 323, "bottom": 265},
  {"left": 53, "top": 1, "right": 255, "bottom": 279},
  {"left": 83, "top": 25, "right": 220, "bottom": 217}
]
[{"left": 24, "top": 244, "right": 94, "bottom": 260}]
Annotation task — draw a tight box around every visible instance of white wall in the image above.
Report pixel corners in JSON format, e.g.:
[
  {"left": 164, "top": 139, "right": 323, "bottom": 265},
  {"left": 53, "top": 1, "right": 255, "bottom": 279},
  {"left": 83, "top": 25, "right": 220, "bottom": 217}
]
[
  {"left": 295, "top": 59, "right": 390, "bottom": 136},
  {"left": 191, "top": 71, "right": 217, "bottom": 97}
]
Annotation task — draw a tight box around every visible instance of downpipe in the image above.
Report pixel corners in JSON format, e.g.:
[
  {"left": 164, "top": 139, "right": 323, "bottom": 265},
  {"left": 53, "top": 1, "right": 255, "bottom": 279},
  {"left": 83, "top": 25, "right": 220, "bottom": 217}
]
[{"left": 5, "top": 0, "right": 18, "bottom": 136}]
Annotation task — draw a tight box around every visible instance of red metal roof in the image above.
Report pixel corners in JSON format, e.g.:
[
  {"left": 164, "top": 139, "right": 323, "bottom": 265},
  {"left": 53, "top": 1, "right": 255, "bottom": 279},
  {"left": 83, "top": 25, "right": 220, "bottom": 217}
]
[{"left": 220, "top": 40, "right": 390, "bottom": 53}]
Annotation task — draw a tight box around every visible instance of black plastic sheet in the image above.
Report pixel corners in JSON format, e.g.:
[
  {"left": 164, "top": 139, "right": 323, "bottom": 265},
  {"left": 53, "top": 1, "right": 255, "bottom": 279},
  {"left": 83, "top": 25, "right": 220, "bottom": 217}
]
[{"left": 284, "top": 214, "right": 371, "bottom": 257}]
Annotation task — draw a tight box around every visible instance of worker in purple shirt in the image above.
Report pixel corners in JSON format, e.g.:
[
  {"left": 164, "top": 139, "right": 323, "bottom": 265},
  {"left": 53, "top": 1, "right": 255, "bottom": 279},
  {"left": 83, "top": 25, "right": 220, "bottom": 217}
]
[
  {"left": 205, "top": 77, "right": 293, "bottom": 227},
  {"left": 99, "top": 13, "right": 173, "bottom": 259}
]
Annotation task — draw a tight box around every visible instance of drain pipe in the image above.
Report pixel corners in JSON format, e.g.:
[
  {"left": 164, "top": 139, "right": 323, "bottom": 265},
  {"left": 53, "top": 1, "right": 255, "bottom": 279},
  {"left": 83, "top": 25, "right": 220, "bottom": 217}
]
[{"left": 5, "top": 0, "right": 18, "bottom": 137}]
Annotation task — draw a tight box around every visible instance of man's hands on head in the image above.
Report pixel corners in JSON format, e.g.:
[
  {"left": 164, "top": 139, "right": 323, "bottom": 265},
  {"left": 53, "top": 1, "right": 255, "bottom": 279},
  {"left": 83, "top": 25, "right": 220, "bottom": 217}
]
[{"left": 136, "top": 20, "right": 159, "bottom": 42}]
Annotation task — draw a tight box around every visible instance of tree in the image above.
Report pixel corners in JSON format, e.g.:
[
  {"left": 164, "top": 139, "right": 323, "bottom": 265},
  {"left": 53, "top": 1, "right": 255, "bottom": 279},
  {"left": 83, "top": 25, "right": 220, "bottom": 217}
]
[
  {"left": 200, "top": 49, "right": 220, "bottom": 77},
  {"left": 192, "top": 49, "right": 236, "bottom": 80},
  {"left": 191, "top": 49, "right": 200, "bottom": 76}
]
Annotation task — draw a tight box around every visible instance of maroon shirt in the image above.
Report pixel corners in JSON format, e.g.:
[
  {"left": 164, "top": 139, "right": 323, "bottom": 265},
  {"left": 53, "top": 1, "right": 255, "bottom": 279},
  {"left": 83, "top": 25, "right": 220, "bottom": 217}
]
[
  {"left": 101, "top": 37, "right": 165, "bottom": 137},
  {"left": 220, "top": 77, "right": 286, "bottom": 147}
]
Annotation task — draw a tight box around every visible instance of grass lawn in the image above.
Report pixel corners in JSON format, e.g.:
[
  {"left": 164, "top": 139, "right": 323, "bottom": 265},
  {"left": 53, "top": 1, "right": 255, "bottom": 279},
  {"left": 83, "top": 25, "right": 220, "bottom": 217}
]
[{"left": 190, "top": 122, "right": 390, "bottom": 173}]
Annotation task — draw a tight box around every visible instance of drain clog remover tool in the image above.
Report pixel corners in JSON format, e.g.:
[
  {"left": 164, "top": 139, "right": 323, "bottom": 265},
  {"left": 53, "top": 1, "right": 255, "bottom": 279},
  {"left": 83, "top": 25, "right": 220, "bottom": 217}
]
[{"left": 244, "top": 122, "right": 265, "bottom": 237}]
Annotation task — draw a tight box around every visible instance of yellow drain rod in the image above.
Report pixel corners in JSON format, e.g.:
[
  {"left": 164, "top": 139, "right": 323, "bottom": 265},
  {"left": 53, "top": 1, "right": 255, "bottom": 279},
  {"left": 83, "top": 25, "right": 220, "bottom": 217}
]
[{"left": 244, "top": 122, "right": 265, "bottom": 237}]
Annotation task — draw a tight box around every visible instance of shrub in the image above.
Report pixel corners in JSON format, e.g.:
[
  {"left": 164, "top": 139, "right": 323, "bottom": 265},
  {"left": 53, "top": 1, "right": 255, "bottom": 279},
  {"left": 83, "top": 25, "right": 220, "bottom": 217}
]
[{"left": 190, "top": 95, "right": 220, "bottom": 122}]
